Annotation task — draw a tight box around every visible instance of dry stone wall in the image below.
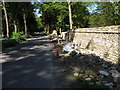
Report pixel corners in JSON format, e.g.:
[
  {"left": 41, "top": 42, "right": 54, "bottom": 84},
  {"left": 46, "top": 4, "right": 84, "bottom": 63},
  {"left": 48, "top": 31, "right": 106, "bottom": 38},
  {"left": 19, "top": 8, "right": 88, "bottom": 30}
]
[{"left": 72, "top": 25, "right": 120, "bottom": 64}]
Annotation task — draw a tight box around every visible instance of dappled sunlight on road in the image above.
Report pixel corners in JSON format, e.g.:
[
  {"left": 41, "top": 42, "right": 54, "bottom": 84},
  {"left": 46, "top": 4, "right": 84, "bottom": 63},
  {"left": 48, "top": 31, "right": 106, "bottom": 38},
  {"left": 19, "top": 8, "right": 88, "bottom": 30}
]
[
  {"left": 21, "top": 70, "right": 33, "bottom": 74},
  {"left": 6, "top": 51, "right": 18, "bottom": 54},
  {"left": 2, "top": 34, "right": 77, "bottom": 88},
  {"left": 37, "top": 71, "right": 53, "bottom": 78},
  {"left": 15, "top": 54, "right": 35, "bottom": 61},
  {"left": 2, "top": 35, "right": 55, "bottom": 88},
  {"left": 1, "top": 54, "right": 13, "bottom": 63}
]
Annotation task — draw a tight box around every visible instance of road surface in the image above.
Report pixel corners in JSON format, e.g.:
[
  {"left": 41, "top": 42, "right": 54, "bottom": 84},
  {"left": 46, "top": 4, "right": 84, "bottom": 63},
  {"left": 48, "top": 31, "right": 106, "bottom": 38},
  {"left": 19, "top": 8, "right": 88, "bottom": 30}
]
[{"left": 2, "top": 34, "right": 75, "bottom": 88}]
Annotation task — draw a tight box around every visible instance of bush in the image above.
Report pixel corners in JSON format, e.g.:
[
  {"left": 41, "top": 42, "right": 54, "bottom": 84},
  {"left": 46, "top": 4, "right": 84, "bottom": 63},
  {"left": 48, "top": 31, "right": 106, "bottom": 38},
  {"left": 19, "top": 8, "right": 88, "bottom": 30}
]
[
  {"left": 2, "top": 32, "right": 33, "bottom": 50},
  {"left": 12, "top": 32, "right": 23, "bottom": 38},
  {"left": 12, "top": 32, "right": 27, "bottom": 42}
]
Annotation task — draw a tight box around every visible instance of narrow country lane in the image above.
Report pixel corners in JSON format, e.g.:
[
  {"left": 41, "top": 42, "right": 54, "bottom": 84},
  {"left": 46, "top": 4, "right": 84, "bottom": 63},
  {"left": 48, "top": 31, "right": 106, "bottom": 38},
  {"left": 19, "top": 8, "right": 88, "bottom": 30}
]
[{"left": 2, "top": 34, "right": 75, "bottom": 88}]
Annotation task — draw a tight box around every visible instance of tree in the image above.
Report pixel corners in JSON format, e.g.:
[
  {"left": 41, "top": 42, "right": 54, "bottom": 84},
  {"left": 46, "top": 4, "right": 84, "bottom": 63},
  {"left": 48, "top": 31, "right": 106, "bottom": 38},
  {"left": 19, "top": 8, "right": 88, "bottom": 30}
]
[
  {"left": 72, "top": 2, "right": 90, "bottom": 28},
  {"left": 67, "top": 0, "right": 73, "bottom": 41},
  {"left": 67, "top": 0, "right": 73, "bottom": 30},
  {"left": 2, "top": 0, "right": 9, "bottom": 37},
  {"left": 2, "top": 2, "right": 38, "bottom": 37},
  {"left": 88, "top": 2, "right": 120, "bottom": 27},
  {"left": 37, "top": 2, "right": 68, "bottom": 33}
]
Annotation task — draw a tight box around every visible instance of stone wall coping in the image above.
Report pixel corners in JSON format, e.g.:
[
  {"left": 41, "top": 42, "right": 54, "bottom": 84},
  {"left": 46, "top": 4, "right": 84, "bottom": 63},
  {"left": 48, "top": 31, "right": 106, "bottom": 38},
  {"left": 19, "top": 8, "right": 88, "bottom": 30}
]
[
  {"left": 75, "top": 25, "right": 120, "bottom": 30},
  {"left": 74, "top": 30, "right": 120, "bottom": 34}
]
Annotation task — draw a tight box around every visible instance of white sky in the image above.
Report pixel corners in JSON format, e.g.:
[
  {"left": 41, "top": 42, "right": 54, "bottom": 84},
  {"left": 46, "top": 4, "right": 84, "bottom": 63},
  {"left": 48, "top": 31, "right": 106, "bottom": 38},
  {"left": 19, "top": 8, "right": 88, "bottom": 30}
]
[
  {"left": 87, "top": 3, "right": 97, "bottom": 14},
  {"left": 34, "top": 9, "right": 42, "bottom": 17}
]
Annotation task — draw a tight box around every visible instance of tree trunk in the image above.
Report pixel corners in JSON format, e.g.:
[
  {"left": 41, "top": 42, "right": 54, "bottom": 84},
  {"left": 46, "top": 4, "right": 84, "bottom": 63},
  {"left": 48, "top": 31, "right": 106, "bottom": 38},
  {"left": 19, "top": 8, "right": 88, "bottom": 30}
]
[
  {"left": 14, "top": 20, "right": 17, "bottom": 33},
  {"left": 67, "top": 0, "right": 73, "bottom": 41},
  {"left": 59, "top": 28, "right": 62, "bottom": 34},
  {"left": 23, "top": 13, "right": 27, "bottom": 35},
  {"left": 47, "top": 24, "right": 49, "bottom": 34},
  {"left": 45, "top": 27, "right": 47, "bottom": 33},
  {"left": 3, "top": 0, "right": 9, "bottom": 37},
  {"left": 68, "top": 0, "right": 73, "bottom": 30}
]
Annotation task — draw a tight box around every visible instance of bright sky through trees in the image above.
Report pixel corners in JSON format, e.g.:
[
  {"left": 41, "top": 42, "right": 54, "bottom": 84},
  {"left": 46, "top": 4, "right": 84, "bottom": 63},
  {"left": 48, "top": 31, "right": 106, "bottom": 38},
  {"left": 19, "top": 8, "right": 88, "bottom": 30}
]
[
  {"left": 33, "top": 2, "right": 97, "bottom": 17},
  {"left": 34, "top": 9, "right": 42, "bottom": 17},
  {"left": 86, "top": 3, "right": 97, "bottom": 14}
]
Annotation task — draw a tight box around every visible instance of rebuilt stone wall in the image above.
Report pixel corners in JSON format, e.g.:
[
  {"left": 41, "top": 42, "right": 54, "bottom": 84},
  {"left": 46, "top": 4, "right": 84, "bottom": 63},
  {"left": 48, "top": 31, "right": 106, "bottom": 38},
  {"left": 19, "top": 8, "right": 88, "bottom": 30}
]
[{"left": 73, "top": 25, "right": 120, "bottom": 64}]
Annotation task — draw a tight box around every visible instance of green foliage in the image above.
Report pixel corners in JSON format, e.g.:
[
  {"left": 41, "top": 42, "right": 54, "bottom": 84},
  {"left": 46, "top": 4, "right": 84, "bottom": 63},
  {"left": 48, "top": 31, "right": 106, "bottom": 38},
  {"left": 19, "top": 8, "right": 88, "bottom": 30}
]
[
  {"left": 2, "top": 32, "right": 32, "bottom": 50},
  {"left": 36, "top": 17, "right": 44, "bottom": 32},
  {"left": 72, "top": 2, "right": 90, "bottom": 28},
  {"left": 11, "top": 32, "right": 26, "bottom": 42},
  {"left": 39, "top": 2, "right": 68, "bottom": 32},
  {"left": 12, "top": 32, "right": 23, "bottom": 39},
  {"left": 2, "top": 2, "right": 38, "bottom": 37},
  {"left": 88, "top": 2, "right": 120, "bottom": 27},
  {"left": 2, "top": 2, "right": 120, "bottom": 38},
  {"left": 35, "top": 2, "right": 91, "bottom": 32},
  {"left": 2, "top": 31, "right": 33, "bottom": 50},
  {"left": 36, "top": 17, "right": 43, "bottom": 28},
  {"left": 73, "top": 75, "right": 81, "bottom": 79},
  {"left": 73, "top": 26, "right": 77, "bottom": 29}
]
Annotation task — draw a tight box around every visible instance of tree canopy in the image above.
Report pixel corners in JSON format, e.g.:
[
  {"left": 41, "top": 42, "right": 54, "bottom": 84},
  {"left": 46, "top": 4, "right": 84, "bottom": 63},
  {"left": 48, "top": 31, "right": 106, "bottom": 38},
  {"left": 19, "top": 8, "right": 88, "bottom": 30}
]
[
  {"left": 88, "top": 2, "right": 120, "bottom": 27},
  {"left": 2, "top": 2, "right": 120, "bottom": 37},
  {"left": 2, "top": 2, "right": 37, "bottom": 37}
]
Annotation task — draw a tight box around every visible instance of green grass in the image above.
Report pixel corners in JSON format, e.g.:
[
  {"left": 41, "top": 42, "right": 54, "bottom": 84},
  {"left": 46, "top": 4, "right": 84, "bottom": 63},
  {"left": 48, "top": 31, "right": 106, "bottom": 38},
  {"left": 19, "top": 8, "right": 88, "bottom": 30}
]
[
  {"left": 2, "top": 33, "right": 32, "bottom": 51},
  {"left": 73, "top": 75, "right": 81, "bottom": 79}
]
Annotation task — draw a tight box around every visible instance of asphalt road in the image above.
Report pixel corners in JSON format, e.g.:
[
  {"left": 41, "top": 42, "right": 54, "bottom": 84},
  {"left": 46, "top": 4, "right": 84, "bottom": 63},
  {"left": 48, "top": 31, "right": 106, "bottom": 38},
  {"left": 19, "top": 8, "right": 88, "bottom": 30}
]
[{"left": 2, "top": 34, "right": 75, "bottom": 88}]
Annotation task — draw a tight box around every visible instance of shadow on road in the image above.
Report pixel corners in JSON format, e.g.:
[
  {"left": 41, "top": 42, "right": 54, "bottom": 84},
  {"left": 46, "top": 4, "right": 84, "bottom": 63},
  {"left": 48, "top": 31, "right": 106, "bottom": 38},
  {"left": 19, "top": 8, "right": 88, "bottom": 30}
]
[{"left": 2, "top": 35, "right": 76, "bottom": 88}]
